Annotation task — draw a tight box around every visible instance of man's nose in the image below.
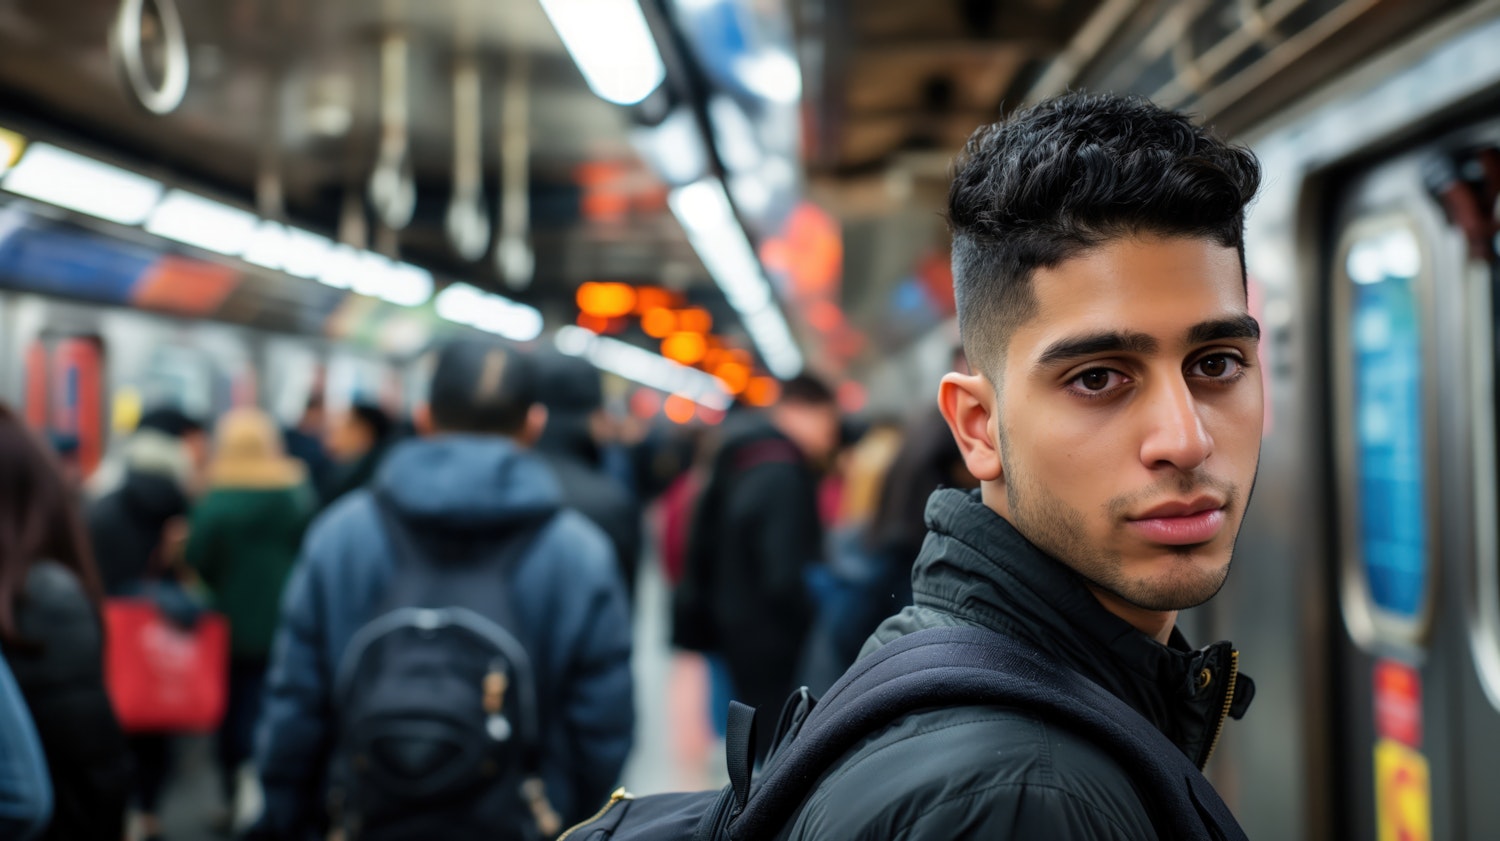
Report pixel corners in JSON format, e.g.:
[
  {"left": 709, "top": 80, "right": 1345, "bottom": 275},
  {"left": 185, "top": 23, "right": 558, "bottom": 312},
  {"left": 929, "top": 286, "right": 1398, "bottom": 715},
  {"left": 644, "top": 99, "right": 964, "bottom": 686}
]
[{"left": 1138, "top": 376, "right": 1214, "bottom": 471}]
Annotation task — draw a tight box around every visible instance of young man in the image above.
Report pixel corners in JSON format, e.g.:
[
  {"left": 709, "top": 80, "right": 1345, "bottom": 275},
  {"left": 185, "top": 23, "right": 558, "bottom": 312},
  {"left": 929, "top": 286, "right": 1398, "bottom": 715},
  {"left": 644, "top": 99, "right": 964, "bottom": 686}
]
[
  {"left": 783, "top": 93, "right": 1262, "bottom": 838},
  {"left": 248, "top": 340, "right": 633, "bottom": 840}
]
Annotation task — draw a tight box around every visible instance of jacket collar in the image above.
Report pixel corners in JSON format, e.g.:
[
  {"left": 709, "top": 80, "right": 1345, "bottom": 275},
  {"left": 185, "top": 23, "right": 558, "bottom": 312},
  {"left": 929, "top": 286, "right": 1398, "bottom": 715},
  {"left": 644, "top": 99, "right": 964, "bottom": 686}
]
[{"left": 913, "top": 489, "right": 1254, "bottom": 767}]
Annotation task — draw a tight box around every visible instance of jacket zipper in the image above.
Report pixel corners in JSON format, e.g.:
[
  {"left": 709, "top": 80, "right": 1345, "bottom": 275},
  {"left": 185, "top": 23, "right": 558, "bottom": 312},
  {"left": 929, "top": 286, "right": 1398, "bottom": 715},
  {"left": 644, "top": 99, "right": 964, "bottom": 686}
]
[
  {"left": 557, "top": 787, "right": 634, "bottom": 840},
  {"left": 1199, "top": 649, "right": 1239, "bottom": 769}
]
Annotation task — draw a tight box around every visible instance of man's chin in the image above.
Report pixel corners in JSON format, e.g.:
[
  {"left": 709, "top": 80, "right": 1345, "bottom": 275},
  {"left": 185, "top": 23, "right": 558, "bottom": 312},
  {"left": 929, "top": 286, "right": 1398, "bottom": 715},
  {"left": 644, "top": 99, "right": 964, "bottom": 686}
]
[{"left": 1113, "top": 557, "right": 1232, "bottom": 612}]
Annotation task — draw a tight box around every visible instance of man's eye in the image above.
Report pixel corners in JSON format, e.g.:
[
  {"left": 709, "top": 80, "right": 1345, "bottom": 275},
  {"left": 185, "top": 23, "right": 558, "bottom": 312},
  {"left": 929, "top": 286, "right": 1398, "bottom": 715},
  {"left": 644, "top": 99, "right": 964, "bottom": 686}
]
[
  {"left": 1193, "top": 355, "right": 1241, "bottom": 378},
  {"left": 1072, "top": 369, "right": 1123, "bottom": 392}
]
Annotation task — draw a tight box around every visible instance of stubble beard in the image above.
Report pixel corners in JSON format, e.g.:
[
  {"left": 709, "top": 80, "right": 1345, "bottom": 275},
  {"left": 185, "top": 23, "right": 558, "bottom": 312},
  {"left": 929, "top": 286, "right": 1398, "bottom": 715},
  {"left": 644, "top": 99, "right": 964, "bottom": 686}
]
[{"left": 998, "top": 427, "right": 1244, "bottom": 613}]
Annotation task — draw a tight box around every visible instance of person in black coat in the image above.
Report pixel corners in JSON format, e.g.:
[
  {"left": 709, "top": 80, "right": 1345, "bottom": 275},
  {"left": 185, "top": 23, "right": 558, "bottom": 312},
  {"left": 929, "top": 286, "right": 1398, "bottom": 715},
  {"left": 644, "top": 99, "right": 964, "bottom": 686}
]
[
  {"left": 86, "top": 409, "right": 201, "bottom": 840},
  {"left": 535, "top": 353, "right": 643, "bottom": 602},
  {"left": 0, "top": 404, "right": 130, "bottom": 841},
  {"left": 677, "top": 376, "right": 840, "bottom": 762},
  {"left": 781, "top": 92, "right": 1264, "bottom": 838}
]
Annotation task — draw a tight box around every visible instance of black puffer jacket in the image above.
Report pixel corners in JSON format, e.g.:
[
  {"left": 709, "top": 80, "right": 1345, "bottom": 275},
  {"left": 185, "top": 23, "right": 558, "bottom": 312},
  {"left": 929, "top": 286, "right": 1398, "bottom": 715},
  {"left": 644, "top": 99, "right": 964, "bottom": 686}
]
[
  {"left": 88, "top": 470, "right": 187, "bottom": 595},
  {"left": 781, "top": 489, "right": 1254, "bottom": 840},
  {"left": 4, "top": 562, "right": 130, "bottom": 841}
]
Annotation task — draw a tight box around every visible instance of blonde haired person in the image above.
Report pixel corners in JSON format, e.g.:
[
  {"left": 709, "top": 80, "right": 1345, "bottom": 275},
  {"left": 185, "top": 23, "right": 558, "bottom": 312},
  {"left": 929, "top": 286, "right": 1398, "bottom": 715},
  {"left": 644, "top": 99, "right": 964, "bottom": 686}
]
[{"left": 185, "top": 408, "right": 315, "bottom": 825}]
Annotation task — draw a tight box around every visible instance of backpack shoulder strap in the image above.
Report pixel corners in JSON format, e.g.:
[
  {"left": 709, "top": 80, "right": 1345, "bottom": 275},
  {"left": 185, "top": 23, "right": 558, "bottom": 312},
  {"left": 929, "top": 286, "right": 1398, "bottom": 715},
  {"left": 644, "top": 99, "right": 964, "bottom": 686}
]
[{"left": 731, "top": 625, "right": 1246, "bottom": 841}]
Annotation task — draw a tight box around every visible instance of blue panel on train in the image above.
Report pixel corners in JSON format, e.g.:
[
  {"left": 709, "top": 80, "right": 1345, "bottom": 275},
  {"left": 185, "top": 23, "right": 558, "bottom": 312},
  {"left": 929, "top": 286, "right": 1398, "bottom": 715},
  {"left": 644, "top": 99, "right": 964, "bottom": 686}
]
[
  {"left": 1351, "top": 266, "right": 1427, "bottom": 620},
  {"left": 0, "top": 223, "right": 154, "bottom": 303}
]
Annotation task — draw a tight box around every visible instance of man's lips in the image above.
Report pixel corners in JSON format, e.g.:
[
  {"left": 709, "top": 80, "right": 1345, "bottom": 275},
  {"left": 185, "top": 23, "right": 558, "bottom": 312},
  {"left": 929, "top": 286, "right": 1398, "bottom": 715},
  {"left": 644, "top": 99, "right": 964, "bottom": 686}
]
[{"left": 1127, "top": 499, "right": 1227, "bottom": 546}]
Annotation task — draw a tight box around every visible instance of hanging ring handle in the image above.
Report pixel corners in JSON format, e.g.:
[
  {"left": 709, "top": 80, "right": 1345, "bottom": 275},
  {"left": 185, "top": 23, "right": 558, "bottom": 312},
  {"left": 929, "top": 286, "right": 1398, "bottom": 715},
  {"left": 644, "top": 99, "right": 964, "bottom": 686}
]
[{"left": 110, "top": 0, "right": 190, "bottom": 116}]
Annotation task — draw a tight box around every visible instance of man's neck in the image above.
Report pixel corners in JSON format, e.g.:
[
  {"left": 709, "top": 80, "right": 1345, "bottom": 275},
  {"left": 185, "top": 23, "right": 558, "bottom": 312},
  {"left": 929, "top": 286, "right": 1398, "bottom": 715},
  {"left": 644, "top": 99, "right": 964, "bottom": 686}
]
[{"left": 1086, "top": 585, "right": 1177, "bottom": 645}]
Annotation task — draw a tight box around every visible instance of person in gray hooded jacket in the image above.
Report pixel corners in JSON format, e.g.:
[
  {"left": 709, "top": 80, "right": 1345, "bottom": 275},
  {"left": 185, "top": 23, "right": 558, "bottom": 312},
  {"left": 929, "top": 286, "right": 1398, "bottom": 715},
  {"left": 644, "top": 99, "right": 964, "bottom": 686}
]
[
  {"left": 781, "top": 91, "right": 1263, "bottom": 839},
  {"left": 249, "top": 340, "right": 634, "bottom": 839}
]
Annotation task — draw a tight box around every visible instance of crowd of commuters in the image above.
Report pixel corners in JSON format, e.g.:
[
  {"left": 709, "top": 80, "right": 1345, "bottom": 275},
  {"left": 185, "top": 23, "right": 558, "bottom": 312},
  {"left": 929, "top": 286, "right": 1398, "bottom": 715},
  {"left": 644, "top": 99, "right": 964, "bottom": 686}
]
[
  {"left": 0, "top": 340, "right": 958, "bottom": 840},
  {"left": 0, "top": 92, "right": 1260, "bottom": 841}
]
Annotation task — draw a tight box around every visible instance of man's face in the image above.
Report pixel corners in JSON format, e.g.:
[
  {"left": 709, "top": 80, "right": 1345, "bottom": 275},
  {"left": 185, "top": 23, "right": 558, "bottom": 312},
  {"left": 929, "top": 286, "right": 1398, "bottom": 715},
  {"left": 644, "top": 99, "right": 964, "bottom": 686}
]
[{"left": 990, "top": 235, "right": 1262, "bottom": 615}]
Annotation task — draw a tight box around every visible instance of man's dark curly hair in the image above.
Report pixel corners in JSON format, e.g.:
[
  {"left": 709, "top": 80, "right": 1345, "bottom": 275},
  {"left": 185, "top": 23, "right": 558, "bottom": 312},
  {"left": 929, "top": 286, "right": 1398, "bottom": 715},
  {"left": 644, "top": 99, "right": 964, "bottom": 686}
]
[{"left": 947, "top": 92, "right": 1261, "bottom": 379}]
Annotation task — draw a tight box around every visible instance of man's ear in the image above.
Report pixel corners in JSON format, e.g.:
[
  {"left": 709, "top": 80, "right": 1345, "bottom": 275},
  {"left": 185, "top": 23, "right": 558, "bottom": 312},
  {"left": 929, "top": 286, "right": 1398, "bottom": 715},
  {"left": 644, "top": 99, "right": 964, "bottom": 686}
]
[
  {"left": 520, "top": 404, "right": 548, "bottom": 447},
  {"left": 413, "top": 403, "right": 435, "bottom": 437},
  {"left": 937, "top": 372, "right": 1002, "bottom": 482}
]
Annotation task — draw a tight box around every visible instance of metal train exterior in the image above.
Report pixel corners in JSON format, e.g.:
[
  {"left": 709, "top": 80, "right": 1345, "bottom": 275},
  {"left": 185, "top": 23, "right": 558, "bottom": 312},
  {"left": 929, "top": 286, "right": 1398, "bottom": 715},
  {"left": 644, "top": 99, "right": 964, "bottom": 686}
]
[{"left": 1177, "top": 4, "right": 1500, "bottom": 838}]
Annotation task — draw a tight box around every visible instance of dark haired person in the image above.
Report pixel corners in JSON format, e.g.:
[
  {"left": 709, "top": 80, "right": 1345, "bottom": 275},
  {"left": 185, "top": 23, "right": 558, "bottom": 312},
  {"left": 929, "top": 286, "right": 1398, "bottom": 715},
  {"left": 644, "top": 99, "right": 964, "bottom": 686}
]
[
  {"left": 781, "top": 92, "right": 1262, "bottom": 838},
  {"left": 534, "top": 352, "right": 643, "bottom": 603},
  {"left": 249, "top": 340, "right": 633, "bottom": 838},
  {"left": 675, "top": 374, "right": 841, "bottom": 762},
  {"left": 0, "top": 405, "right": 130, "bottom": 840},
  {"left": 319, "top": 401, "right": 395, "bottom": 509}
]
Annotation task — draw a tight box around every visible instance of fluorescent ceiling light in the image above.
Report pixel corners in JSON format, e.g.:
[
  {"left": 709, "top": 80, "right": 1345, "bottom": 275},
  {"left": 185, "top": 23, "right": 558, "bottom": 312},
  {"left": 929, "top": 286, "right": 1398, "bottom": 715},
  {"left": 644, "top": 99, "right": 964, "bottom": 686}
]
[
  {"left": 708, "top": 95, "right": 762, "bottom": 173},
  {"left": 735, "top": 50, "right": 802, "bottom": 104},
  {"left": 377, "top": 262, "right": 434, "bottom": 307},
  {"left": 555, "top": 325, "right": 731, "bottom": 410},
  {"left": 669, "top": 178, "right": 772, "bottom": 312},
  {"left": 630, "top": 106, "right": 707, "bottom": 186},
  {"left": 670, "top": 176, "right": 803, "bottom": 374},
  {"left": 743, "top": 305, "right": 804, "bottom": 378},
  {"left": 146, "top": 189, "right": 259, "bottom": 256},
  {"left": 539, "top": 0, "right": 666, "bottom": 105},
  {"left": 436, "top": 283, "right": 544, "bottom": 342},
  {"left": 3, "top": 142, "right": 163, "bottom": 225},
  {"left": 317, "top": 244, "right": 362, "bottom": 290}
]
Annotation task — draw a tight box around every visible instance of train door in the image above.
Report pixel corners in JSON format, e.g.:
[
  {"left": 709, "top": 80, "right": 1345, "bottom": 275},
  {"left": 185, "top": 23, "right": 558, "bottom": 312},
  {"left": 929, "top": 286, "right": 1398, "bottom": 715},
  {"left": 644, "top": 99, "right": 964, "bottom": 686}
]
[
  {"left": 1327, "top": 130, "right": 1500, "bottom": 841},
  {"left": 21, "top": 333, "right": 107, "bottom": 480}
]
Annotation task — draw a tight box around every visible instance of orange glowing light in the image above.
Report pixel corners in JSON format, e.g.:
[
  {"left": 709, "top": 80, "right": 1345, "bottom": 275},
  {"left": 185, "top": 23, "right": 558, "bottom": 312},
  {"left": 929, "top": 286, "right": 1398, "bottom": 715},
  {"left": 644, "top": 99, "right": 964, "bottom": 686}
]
[
  {"left": 633, "top": 286, "right": 678, "bottom": 314},
  {"left": 676, "top": 308, "right": 713, "bottom": 333},
  {"left": 577, "top": 313, "right": 613, "bottom": 334},
  {"left": 661, "top": 332, "right": 708, "bottom": 365},
  {"left": 806, "top": 299, "right": 844, "bottom": 333},
  {"left": 664, "top": 394, "right": 696, "bottom": 424},
  {"left": 744, "top": 376, "right": 781, "bottom": 407},
  {"left": 714, "top": 361, "right": 752, "bottom": 395},
  {"left": 577, "top": 282, "right": 638, "bottom": 318},
  {"left": 641, "top": 307, "right": 677, "bottom": 338},
  {"left": 629, "top": 389, "right": 662, "bottom": 419}
]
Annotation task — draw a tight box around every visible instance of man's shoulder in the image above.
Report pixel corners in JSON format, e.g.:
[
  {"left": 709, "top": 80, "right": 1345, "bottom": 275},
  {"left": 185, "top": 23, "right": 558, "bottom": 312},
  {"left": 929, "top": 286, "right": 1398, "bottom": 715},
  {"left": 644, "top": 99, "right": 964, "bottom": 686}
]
[
  {"left": 788, "top": 703, "right": 1154, "bottom": 840},
  {"left": 535, "top": 507, "right": 617, "bottom": 571}
]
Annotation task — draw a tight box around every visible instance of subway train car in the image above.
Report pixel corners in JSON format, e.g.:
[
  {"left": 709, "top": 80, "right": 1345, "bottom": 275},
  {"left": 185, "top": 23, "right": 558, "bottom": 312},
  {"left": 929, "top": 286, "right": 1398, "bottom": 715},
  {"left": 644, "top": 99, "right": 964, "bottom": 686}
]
[
  {"left": 0, "top": 288, "right": 413, "bottom": 480},
  {"left": 1212, "top": 5, "right": 1500, "bottom": 839}
]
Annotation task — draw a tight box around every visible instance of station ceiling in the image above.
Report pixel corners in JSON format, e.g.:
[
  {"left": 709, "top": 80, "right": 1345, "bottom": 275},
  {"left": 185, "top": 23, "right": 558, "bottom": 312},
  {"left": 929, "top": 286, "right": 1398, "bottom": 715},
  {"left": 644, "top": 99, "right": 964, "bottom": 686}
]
[{"left": 0, "top": 0, "right": 1453, "bottom": 376}]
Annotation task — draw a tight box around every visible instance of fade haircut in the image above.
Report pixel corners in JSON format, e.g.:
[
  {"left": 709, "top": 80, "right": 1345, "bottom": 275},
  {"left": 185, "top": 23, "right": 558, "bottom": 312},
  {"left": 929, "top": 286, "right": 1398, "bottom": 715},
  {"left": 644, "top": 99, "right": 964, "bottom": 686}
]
[{"left": 947, "top": 92, "right": 1261, "bottom": 380}]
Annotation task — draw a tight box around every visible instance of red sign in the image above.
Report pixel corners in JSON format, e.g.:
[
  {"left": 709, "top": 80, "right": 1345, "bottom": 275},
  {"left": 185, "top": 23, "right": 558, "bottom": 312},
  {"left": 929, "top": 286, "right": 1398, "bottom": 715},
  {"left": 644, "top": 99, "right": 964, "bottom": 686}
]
[{"left": 1374, "top": 659, "right": 1423, "bottom": 748}]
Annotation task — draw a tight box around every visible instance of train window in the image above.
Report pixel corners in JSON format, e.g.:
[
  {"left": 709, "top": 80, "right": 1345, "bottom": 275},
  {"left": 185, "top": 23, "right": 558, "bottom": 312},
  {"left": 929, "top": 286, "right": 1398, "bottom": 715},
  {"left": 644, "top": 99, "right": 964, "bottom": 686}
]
[{"left": 1334, "top": 220, "right": 1436, "bottom": 649}]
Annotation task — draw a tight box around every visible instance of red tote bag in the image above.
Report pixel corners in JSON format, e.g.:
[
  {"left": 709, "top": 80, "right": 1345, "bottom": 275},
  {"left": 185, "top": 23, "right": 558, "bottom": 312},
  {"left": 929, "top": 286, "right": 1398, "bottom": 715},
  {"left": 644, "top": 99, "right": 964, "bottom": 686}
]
[{"left": 103, "top": 597, "right": 230, "bottom": 733}]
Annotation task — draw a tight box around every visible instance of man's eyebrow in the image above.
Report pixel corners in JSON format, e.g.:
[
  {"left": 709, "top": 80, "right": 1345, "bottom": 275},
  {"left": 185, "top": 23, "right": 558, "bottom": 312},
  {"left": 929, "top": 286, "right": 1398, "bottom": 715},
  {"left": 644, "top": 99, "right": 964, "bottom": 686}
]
[
  {"left": 1186, "top": 314, "right": 1261, "bottom": 346},
  {"left": 1034, "top": 331, "right": 1158, "bottom": 369}
]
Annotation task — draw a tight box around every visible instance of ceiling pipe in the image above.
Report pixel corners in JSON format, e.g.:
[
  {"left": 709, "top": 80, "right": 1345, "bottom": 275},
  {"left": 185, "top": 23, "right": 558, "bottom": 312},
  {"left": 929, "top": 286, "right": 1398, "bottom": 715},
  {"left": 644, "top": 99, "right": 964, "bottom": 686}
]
[
  {"left": 497, "top": 50, "right": 534, "bottom": 290},
  {"left": 446, "top": 55, "right": 491, "bottom": 261},
  {"left": 1023, "top": 0, "right": 1143, "bottom": 105}
]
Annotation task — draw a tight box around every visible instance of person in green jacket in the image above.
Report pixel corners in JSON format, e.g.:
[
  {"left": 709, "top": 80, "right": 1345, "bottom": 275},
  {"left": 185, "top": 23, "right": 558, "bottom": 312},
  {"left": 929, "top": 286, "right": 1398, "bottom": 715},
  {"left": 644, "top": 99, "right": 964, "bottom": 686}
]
[{"left": 186, "top": 407, "right": 314, "bottom": 824}]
